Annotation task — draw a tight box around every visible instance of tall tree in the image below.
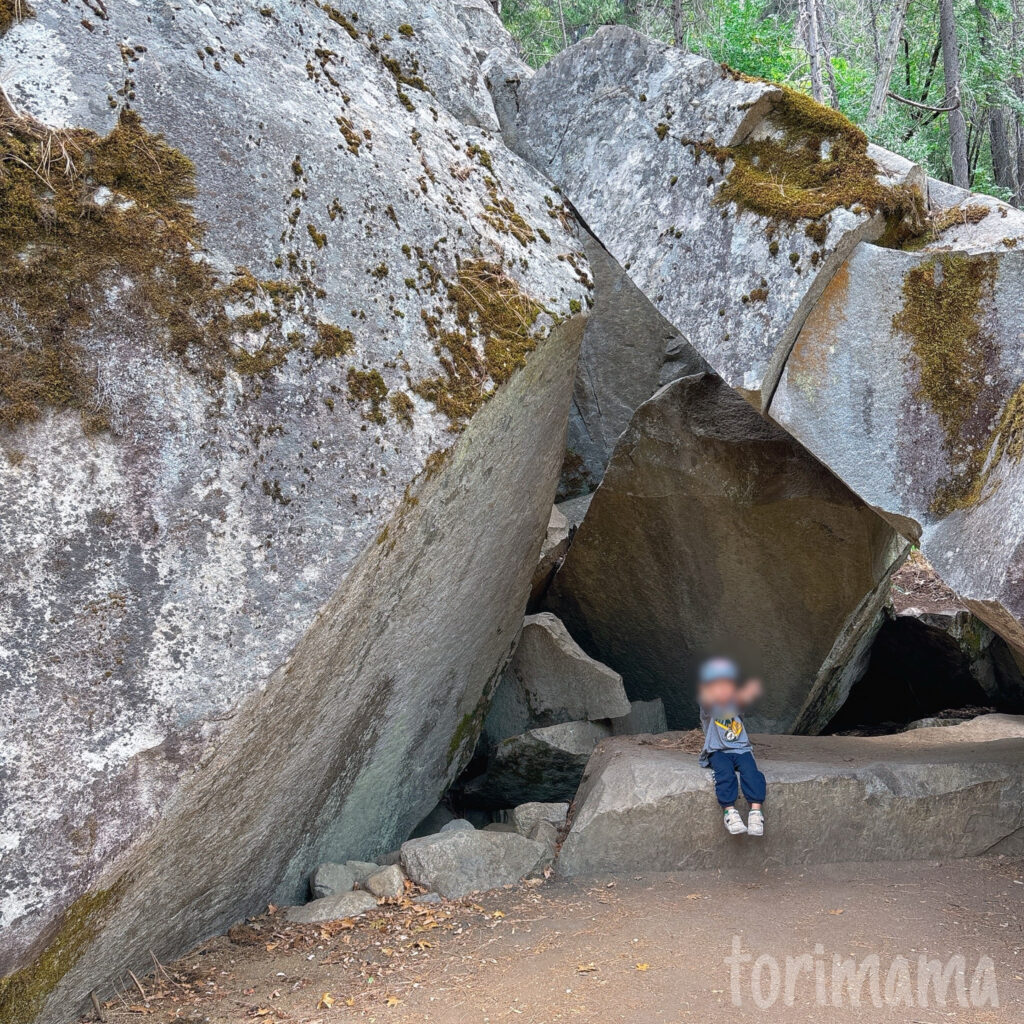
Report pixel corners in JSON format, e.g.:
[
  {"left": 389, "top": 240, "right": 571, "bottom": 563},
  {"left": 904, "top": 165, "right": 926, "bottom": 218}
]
[
  {"left": 978, "top": 2, "right": 1017, "bottom": 191},
  {"left": 867, "top": 0, "right": 910, "bottom": 125},
  {"left": 1011, "top": 0, "right": 1024, "bottom": 202},
  {"left": 801, "top": 0, "right": 825, "bottom": 102},
  {"left": 868, "top": 0, "right": 883, "bottom": 68},
  {"left": 939, "top": 0, "right": 972, "bottom": 186},
  {"left": 672, "top": 0, "right": 684, "bottom": 45},
  {"left": 815, "top": 0, "right": 842, "bottom": 107}
]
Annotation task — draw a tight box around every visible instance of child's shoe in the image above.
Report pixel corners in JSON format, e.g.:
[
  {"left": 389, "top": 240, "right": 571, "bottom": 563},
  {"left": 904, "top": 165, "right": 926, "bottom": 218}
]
[
  {"left": 747, "top": 809, "right": 764, "bottom": 837},
  {"left": 723, "top": 807, "right": 747, "bottom": 835}
]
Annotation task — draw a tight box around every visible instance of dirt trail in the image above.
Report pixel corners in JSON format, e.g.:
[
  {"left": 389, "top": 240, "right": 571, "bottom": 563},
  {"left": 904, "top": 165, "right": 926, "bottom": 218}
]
[{"left": 84, "top": 856, "right": 1023, "bottom": 1024}]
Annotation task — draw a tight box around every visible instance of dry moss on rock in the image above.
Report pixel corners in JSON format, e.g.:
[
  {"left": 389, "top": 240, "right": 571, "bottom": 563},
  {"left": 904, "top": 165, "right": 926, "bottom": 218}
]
[
  {"left": 902, "top": 203, "right": 991, "bottom": 251},
  {"left": 0, "top": 0, "right": 33, "bottom": 36},
  {"left": 412, "top": 260, "right": 544, "bottom": 429},
  {"left": 313, "top": 321, "right": 354, "bottom": 358},
  {"left": 891, "top": 252, "right": 1020, "bottom": 515},
  {"left": 388, "top": 390, "right": 414, "bottom": 428},
  {"left": 689, "top": 77, "right": 925, "bottom": 238},
  {"left": 347, "top": 367, "right": 389, "bottom": 423},
  {"left": 0, "top": 106, "right": 352, "bottom": 433}
]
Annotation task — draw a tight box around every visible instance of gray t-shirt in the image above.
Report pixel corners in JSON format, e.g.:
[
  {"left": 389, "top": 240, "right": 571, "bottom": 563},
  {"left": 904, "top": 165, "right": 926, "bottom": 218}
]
[{"left": 699, "top": 703, "right": 752, "bottom": 766}]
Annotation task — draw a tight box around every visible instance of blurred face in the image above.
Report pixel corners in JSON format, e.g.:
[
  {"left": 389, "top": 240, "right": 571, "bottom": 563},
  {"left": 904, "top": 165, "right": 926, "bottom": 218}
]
[{"left": 700, "top": 677, "right": 737, "bottom": 706}]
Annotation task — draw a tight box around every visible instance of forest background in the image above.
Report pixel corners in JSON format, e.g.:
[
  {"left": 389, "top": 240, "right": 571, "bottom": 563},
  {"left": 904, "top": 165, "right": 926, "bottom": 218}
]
[{"left": 500, "top": 0, "right": 1024, "bottom": 202}]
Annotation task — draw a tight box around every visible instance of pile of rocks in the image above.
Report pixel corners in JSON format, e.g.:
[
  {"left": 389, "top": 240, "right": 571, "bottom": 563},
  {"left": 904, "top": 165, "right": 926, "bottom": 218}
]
[
  {"left": 290, "top": 801, "right": 570, "bottom": 914},
  {"left": 287, "top": 860, "right": 405, "bottom": 923},
  {"left": 460, "top": 610, "right": 667, "bottom": 805}
]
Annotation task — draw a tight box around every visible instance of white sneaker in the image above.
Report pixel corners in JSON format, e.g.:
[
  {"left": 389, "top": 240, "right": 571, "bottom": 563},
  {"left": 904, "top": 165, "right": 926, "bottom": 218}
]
[
  {"left": 723, "top": 808, "right": 747, "bottom": 835},
  {"left": 747, "top": 809, "right": 764, "bottom": 837}
]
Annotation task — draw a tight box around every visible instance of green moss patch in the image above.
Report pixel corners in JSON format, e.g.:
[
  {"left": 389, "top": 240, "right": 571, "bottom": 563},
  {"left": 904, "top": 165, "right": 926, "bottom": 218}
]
[
  {"left": 388, "top": 390, "right": 414, "bottom": 428},
  {"left": 891, "top": 252, "right": 1019, "bottom": 515},
  {"left": 0, "top": 883, "right": 125, "bottom": 1024},
  {"left": 412, "top": 260, "right": 543, "bottom": 430},
  {"left": 902, "top": 203, "right": 991, "bottom": 251},
  {"left": 690, "top": 79, "right": 924, "bottom": 238},
  {"left": 313, "top": 322, "right": 354, "bottom": 358}
]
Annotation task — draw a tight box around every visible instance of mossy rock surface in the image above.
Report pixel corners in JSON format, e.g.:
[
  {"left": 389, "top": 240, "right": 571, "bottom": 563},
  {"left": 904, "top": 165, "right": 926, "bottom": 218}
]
[
  {"left": 0, "top": 3, "right": 588, "bottom": 1019},
  {"left": 514, "top": 26, "right": 923, "bottom": 408},
  {"left": 771, "top": 236, "right": 1024, "bottom": 668}
]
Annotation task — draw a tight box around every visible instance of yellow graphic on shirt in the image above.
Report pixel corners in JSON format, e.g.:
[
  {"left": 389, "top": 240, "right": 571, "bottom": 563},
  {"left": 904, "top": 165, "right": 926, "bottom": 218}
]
[{"left": 714, "top": 717, "right": 744, "bottom": 742}]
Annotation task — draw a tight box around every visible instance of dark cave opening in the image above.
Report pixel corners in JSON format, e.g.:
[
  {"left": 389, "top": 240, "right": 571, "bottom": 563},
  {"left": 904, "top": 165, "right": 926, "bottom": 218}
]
[{"left": 825, "top": 614, "right": 997, "bottom": 734}]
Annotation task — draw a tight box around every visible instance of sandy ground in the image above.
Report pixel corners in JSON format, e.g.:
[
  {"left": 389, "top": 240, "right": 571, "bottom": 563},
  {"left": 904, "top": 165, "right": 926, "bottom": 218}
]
[{"left": 81, "top": 856, "right": 1023, "bottom": 1024}]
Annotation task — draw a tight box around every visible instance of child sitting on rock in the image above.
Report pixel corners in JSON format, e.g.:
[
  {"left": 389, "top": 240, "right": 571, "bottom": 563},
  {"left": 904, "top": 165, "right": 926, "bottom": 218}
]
[{"left": 697, "top": 657, "right": 766, "bottom": 836}]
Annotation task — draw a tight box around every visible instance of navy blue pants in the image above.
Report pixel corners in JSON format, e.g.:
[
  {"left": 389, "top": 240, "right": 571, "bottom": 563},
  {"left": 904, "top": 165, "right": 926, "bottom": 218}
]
[{"left": 709, "top": 750, "right": 766, "bottom": 807}]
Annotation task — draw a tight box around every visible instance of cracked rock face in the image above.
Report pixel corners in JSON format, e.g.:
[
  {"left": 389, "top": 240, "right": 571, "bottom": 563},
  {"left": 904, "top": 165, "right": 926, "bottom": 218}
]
[
  {"left": 514, "top": 26, "right": 909, "bottom": 409},
  {"left": 545, "top": 373, "right": 904, "bottom": 732},
  {"left": 514, "top": 24, "right": 1024, "bottom": 677},
  {"left": 0, "top": 1, "right": 588, "bottom": 1018}
]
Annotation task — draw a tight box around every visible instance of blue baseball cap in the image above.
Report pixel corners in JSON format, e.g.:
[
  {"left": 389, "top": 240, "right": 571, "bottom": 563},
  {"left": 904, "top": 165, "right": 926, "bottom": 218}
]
[{"left": 698, "top": 657, "right": 740, "bottom": 684}]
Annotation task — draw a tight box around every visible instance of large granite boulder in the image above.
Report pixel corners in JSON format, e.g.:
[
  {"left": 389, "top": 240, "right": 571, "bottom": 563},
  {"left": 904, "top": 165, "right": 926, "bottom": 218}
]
[
  {"left": 513, "top": 26, "right": 924, "bottom": 411},
  {"left": 557, "top": 717, "right": 1024, "bottom": 875},
  {"left": 546, "top": 373, "right": 905, "bottom": 731},
  {"left": 0, "top": 2, "right": 589, "bottom": 1019},
  {"left": 510, "top": 25, "right": 1024, "bottom": 668},
  {"left": 770, "top": 232, "right": 1024, "bottom": 660},
  {"left": 482, "top": 612, "right": 630, "bottom": 744},
  {"left": 561, "top": 233, "right": 707, "bottom": 496}
]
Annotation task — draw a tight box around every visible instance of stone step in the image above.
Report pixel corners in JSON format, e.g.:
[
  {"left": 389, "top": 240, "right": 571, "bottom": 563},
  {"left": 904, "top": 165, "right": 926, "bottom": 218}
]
[{"left": 557, "top": 715, "right": 1024, "bottom": 876}]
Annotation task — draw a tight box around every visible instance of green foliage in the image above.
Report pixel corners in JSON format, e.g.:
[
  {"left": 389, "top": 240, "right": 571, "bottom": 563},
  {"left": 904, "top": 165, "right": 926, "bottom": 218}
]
[
  {"left": 687, "top": 0, "right": 798, "bottom": 83},
  {"left": 501, "top": 0, "right": 1024, "bottom": 201}
]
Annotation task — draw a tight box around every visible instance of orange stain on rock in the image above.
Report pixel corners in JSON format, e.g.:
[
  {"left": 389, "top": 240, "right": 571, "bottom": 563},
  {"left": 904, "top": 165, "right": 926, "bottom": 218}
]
[{"left": 786, "top": 259, "right": 851, "bottom": 397}]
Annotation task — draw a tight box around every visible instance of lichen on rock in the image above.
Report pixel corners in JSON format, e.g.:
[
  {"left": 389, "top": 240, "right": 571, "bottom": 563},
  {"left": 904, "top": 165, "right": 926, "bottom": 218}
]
[{"left": 413, "top": 259, "right": 545, "bottom": 429}]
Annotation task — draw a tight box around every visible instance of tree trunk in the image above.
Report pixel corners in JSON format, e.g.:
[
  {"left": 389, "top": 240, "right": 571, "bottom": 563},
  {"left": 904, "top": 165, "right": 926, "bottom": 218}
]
[
  {"left": 868, "top": 0, "right": 882, "bottom": 69},
  {"left": 555, "top": 0, "right": 568, "bottom": 48},
  {"left": 978, "top": 3, "right": 1018, "bottom": 192},
  {"left": 939, "top": 0, "right": 971, "bottom": 187},
  {"left": 672, "top": 0, "right": 684, "bottom": 46},
  {"left": 1011, "top": 0, "right": 1024, "bottom": 203},
  {"left": 867, "top": 0, "right": 910, "bottom": 126},
  {"left": 815, "top": 0, "right": 841, "bottom": 108},
  {"left": 801, "top": 0, "right": 825, "bottom": 103}
]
